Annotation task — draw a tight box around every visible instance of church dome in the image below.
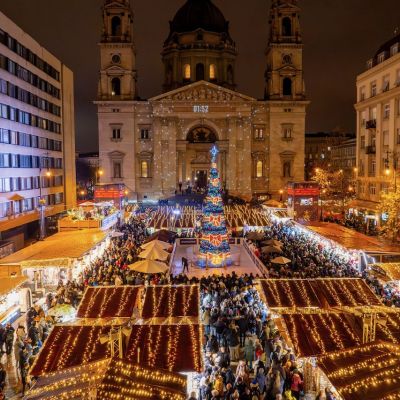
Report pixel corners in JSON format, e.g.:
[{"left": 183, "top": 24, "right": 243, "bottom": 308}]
[{"left": 169, "top": 0, "right": 229, "bottom": 34}]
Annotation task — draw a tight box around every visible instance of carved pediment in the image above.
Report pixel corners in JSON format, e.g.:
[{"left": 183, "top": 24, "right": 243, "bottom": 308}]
[
  {"left": 150, "top": 81, "right": 255, "bottom": 102},
  {"left": 191, "top": 152, "right": 211, "bottom": 164}
]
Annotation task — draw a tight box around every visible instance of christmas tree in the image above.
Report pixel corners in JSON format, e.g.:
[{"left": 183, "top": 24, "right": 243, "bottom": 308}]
[{"left": 199, "top": 145, "right": 231, "bottom": 267}]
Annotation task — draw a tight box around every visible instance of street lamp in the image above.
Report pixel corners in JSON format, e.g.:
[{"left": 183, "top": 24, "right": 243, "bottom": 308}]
[
  {"left": 279, "top": 189, "right": 283, "bottom": 202},
  {"left": 320, "top": 188, "right": 327, "bottom": 221},
  {"left": 38, "top": 159, "right": 52, "bottom": 241},
  {"left": 97, "top": 169, "right": 104, "bottom": 184}
]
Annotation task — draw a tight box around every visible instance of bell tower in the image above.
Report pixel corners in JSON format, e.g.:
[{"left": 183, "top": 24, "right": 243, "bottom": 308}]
[
  {"left": 264, "top": 0, "right": 305, "bottom": 100},
  {"left": 98, "top": 0, "right": 137, "bottom": 100}
]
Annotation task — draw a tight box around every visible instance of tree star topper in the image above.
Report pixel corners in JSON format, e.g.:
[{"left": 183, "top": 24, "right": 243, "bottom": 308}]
[{"left": 210, "top": 145, "right": 218, "bottom": 162}]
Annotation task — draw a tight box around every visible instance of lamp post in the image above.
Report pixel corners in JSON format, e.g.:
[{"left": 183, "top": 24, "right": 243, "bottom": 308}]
[
  {"left": 320, "top": 188, "right": 326, "bottom": 221},
  {"left": 279, "top": 189, "right": 283, "bottom": 203},
  {"left": 38, "top": 157, "right": 52, "bottom": 241}
]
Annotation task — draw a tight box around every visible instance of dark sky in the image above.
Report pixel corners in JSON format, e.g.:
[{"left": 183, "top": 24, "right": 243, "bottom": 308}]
[{"left": 1, "top": 0, "right": 399, "bottom": 152}]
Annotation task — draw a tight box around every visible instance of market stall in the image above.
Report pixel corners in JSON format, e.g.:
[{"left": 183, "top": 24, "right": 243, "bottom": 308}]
[
  {"left": 26, "top": 358, "right": 187, "bottom": 400},
  {"left": 125, "top": 324, "right": 202, "bottom": 373},
  {"left": 58, "top": 202, "right": 119, "bottom": 231},
  {"left": 0, "top": 229, "right": 109, "bottom": 287},
  {"left": 317, "top": 342, "right": 400, "bottom": 400},
  {"left": 0, "top": 275, "right": 28, "bottom": 325},
  {"left": 141, "top": 285, "right": 200, "bottom": 319},
  {"left": 77, "top": 286, "right": 142, "bottom": 319}
]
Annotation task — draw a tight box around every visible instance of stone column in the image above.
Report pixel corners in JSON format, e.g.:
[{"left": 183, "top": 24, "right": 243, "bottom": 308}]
[
  {"left": 152, "top": 117, "right": 162, "bottom": 196},
  {"left": 227, "top": 118, "right": 237, "bottom": 193}
]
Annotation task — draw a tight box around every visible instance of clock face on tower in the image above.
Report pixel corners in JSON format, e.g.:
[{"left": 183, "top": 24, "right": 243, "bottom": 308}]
[{"left": 111, "top": 54, "right": 121, "bottom": 64}]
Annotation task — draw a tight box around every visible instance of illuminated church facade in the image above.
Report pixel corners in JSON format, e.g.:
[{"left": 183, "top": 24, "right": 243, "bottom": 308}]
[{"left": 96, "top": 0, "right": 309, "bottom": 200}]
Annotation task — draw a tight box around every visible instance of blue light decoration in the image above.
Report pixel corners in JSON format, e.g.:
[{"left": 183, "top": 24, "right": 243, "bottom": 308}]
[{"left": 198, "top": 145, "right": 232, "bottom": 268}]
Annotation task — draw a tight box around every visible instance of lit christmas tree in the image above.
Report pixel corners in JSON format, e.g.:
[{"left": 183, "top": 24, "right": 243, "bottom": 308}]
[{"left": 199, "top": 145, "right": 231, "bottom": 267}]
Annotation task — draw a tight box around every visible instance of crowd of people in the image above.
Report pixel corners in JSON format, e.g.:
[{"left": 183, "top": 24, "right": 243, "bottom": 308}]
[
  {"left": 3, "top": 206, "right": 397, "bottom": 399},
  {"left": 248, "top": 220, "right": 400, "bottom": 308}
]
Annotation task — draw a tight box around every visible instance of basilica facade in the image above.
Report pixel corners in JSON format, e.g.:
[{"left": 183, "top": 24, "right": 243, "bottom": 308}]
[{"left": 96, "top": 0, "right": 309, "bottom": 201}]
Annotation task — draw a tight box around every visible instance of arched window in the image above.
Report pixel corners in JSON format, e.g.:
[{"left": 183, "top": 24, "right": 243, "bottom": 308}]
[
  {"left": 111, "top": 77, "right": 121, "bottom": 96},
  {"left": 256, "top": 160, "right": 263, "bottom": 178},
  {"left": 183, "top": 64, "right": 191, "bottom": 80},
  {"left": 111, "top": 16, "right": 122, "bottom": 36},
  {"left": 141, "top": 161, "right": 148, "bottom": 178},
  {"left": 196, "top": 63, "right": 205, "bottom": 81},
  {"left": 283, "top": 77, "right": 292, "bottom": 96},
  {"left": 227, "top": 65, "right": 234, "bottom": 85},
  {"left": 282, "top": 17, "right": 292, "bottom": 36},
  {"left": 283, "top": 161, "right": 291, "bottom": 178},
  {"left": 209, "top": 64, "right": 216, "bottom": 80}
]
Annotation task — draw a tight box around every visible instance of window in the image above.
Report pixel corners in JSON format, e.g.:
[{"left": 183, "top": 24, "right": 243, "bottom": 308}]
[
  {"left": 282, "top": 17, "right": 292, "bottom": 36},
  {"left": 196, "top": 63, "right": 205, "bottom": 81},
  {"left": 254, "top": 127, "right": 264, "bottom": 140},
  {"left": 397, "top": 128, "right": 400, "bottom": 145},
  {"left": 141, "top": 160, "right": 149, "bottom": 178},
  {"left": 383, "top": 130, "right": 389, "bottom": 146},
  {"left": 113, "top": 162, "right": 122, "bottom": 178},
  {"left": 391, "top": 43, "right": 399, "bottom": 56},
  {"left": 384, "top": 103, "right": 390, "bottom": 119},
  {"left": 283, "top": 78, "right": 292, "bottom": 96},
  {"left": 378, "top": 53, "right": 385, "bottom": 63},
  {"left": 183, "top": 64, "right": 191, "bottom": 80},
  {"left": 396, "top": 69, "right": 400, "bottom": 86},
  {"left": 209, "top": 64, "right": 216, "bottom": 80},
  {"left": 359, "top": 86, "right": 366, "bottom": 101},
  {"left": 283, "top": 161, "right": 291, "bottom": 178},
  {"left": 370, "top": 159, "right": 376, "bottom": 176},
  {"left": 381, "top": 183, "right": 389, "bottom": 194},
  {"left": 370, "top": 81, "right": 377, "bottom": 97},
  {"left": 111, "top": 78, "right": 121, "bottom": 96},
  {"left": 370, "top": 107, "right": 377, "bottom": 120},
  {"left": 360, "top": 136, "right": 365, "bottom": 149},
  {"left": 140, "top": 128, "right": 150, "bottom": 140},
  {"left": 282, "top": 125, "right": 293, "bottom": 139},
  {"left": 256, "top": 160, "right": 263, "bottom": 178},
  {"left": 112, "top": 128, "right": 121, "bottom": 139},
  {"left": 369, "top": 183, "right": 376, "bottom": 195},
  {"left": 111, "top": 16, "right": 122, "bottom": 36},
  {"left": 361, "top": 110, "right": 366, "bottom": 126},
  {"left": 382, "top": 75, "right": 390, "bottom": 92}
]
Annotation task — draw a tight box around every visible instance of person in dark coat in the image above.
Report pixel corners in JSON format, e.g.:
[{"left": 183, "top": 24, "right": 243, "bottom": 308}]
[
  {"left": 0, "top": 364, "right": 6, "bottom": 392},
  {"left": 0, "top": 325, "right": 5, "bottom": 353},
  {"left": 4, "top": 323, "right": 14, "bottom": 355}
]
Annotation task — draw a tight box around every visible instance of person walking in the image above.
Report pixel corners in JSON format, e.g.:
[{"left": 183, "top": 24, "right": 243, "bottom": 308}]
[
  {"left": 4, "top": 323, "right": 14, "bottom": 356},
  {"left": 244, "top": 338, "right": 255, "bottom": 371}
]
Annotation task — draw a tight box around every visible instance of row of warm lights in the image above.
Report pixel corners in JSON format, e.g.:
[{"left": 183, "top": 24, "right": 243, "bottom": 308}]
[
  {"left": 339, "top": 366, "right": 400, "bottom": 394},
  {"left": 321, "top": 342, "right": 400, "bottom": 360}
]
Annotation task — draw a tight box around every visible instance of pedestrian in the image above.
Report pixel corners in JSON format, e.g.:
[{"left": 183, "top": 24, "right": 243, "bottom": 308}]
[
  {"left": 0, "top": 364, "right": 5, "bottom": 393},
  {"left": 5, "top": 323, "right": 14, "bottom": 355},
  {"left": 0, "top": 325, "right": 5, "bottom": 354}
]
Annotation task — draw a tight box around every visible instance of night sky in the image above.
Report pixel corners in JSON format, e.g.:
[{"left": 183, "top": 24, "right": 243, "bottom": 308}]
[{"left": 1, "top": 0, "right": 399, "bottom": 152}]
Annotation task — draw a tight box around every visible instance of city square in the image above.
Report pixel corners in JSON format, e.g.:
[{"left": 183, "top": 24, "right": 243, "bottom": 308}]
[{"left": 0, "top": 1, "right": 400, "bottom": 399}]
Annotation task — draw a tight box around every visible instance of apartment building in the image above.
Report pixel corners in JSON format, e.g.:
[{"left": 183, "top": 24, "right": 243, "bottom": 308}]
[
  {"left": 0, "top": 11, "right": 76, "bottom": 249},
  {"left": 355, "top": 32, "right": 400, "bottom": 217}
]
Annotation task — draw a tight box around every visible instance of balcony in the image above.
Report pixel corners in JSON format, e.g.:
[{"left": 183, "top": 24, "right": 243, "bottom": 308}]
[
  {"left": 366, "top": 120, "right": 376, "bottom": 129},
  {"left": 365, "top": 146, "right": 376, "bottom": 154}
]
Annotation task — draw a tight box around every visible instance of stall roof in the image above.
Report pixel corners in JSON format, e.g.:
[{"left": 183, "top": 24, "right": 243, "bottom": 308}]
[
  {"left": 0, "top": 276, "right": 27, "bottom": 297},
  {"left": 0, "top": 229, "right": 107, "bottom": 268},
  {"left": 258, "top": 278, "right": 382, "bottom": 310},
  {"left": 372, "top": 262, "right": 400, "bottom": 281},
  {"left": 26, "top": 358, "right": 187, "bottom": 400},
  {"left": 77, "top": 286, "right": 142, "bottom": 319},
  {"left": 318, "top": 342, "right": 400, "bottom": 400}
]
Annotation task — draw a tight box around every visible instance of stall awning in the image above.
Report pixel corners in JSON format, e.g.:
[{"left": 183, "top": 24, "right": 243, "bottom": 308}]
[
  {"left": 0, "top": 276, "right": 27, "bottom": 297},
  {"left": 372, "top": 262, "right": 400, "bottom": 281},
  {"left": 0, "top": 229, "right": 107, "bottom": 269},
  {"left": 347, "top": 199, "right": 379, "bottom": 212}
]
